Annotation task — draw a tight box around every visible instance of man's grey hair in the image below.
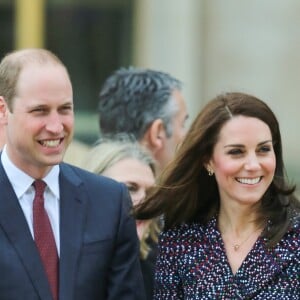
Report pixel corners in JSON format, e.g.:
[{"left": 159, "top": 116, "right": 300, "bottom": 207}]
[{"left": 98, "top": 67, "right": 182, "bottom": 140}]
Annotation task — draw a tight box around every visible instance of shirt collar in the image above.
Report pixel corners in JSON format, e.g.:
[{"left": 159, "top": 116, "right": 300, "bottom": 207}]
[{"left": 1, "top": 145, "right": 60, "bottom": 199}]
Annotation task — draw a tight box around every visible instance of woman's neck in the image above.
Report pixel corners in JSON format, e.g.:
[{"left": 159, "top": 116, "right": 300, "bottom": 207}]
[
  {"left": 217, "top": 204, "right": 259, "bottom": 237},
  {"left": 217, "top": 206, "right": 264, "bottom": 274}
]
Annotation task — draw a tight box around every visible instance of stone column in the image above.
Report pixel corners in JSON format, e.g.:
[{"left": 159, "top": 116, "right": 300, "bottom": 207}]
[{"left": 15, "top": 0, "right": 45, "bottom": 49}]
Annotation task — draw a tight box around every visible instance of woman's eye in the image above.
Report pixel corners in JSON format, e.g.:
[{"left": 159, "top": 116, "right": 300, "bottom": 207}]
[
  {"left": 127, "top": 184, "right": 138, "bottom": 193},
  {"left": 228, "top": 148, "right": 243, "bottom": 155},
  {"left": 258, "top": 146, "right": 271, "bottom": 153}
]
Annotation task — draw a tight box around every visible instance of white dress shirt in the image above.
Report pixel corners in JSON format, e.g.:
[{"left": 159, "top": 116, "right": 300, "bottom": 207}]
[{"left": 1, "top": 146, "right": 61, "bottom": 255}]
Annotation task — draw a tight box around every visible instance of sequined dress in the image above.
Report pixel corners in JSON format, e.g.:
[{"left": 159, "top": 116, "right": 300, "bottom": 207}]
[{"left": 154, "top": 216, "right": 300, "bottom": 299}]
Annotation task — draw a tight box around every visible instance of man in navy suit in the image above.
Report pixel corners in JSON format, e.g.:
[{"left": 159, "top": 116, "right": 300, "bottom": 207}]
[{"left": 0, "top": 48, "right": 145, "bottom": 300}]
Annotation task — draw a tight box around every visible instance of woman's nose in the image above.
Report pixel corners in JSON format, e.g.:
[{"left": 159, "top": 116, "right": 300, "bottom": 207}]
[{"left": 244, "top": 154, "right": 260, "bottom": 170}]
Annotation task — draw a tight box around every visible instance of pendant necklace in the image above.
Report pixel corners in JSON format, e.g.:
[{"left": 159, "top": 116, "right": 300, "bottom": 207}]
[{"left": 232, "top": 228, "right": 261, "bottom": 251}]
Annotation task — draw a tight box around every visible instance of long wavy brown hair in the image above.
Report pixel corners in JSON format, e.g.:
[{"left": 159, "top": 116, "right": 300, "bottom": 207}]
[{"left": 134, "top": 92, "right": 300, "bottom": 247}]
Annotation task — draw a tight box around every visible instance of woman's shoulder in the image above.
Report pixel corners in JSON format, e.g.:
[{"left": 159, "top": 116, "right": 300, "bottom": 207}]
[
  {"left": 163, "top": 222, "right": 205, "bottom": 235},
  {"left": 279, "top": 212, "right": 300, "bottom": 250},
  {"left": 289, "top": 210, "right": 300, "bottom": 232},
  {"left": 157, "top": 219, "right": 218, "bottom": 261},
  {"left": 159, "top": 222, "right": 208, "bottom": 247}
]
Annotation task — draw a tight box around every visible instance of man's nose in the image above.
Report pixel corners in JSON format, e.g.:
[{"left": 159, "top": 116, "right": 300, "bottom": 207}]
[{"left": 45, "top": 113, "right": 64, "bottom": 134}]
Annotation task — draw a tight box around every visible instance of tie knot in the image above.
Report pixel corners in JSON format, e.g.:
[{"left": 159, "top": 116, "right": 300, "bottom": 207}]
[{"left": 33, "top": 180, "right": 46, "bottom": 197}]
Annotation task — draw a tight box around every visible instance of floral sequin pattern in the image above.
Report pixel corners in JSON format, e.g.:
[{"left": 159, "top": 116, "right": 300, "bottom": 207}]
[{"left": 154, "top": 217, "right": 300, "bottom": 299}]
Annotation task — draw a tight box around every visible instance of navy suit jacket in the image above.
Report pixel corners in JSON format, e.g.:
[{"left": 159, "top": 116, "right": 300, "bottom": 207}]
[{"left": 0, "top": 161, "right": 146, "bottom": 300}]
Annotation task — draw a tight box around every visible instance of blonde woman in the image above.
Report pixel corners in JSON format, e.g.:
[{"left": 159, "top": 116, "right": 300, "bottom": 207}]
[{"left": 82, "top": 137, "right": 160, "bottom": 299}]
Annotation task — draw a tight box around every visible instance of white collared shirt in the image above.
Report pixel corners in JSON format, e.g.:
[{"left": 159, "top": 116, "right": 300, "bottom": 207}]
[{"left": 1, "top": 146, "right": 60, "bottom": 255}]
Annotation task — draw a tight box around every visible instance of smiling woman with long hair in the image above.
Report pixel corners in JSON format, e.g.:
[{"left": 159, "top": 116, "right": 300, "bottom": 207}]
[{"left": 135, "top": 92, "right": 300, "bottom": 299}]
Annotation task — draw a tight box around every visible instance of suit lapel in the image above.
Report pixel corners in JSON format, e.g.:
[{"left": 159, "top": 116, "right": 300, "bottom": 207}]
[
  {"left": 58, "top": 163, "right": 87, "bottom": 300},
  {"left": 0, "top": 163, "right": 53, "bottom": 300}
]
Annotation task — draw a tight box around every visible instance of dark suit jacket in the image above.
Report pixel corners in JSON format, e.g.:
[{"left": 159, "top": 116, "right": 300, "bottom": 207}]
[
  {"left": 140, "top": 239, "right": 158, "bottom": 300},
  {"left": 0, "top": 162, "right": 146, "bottom": 300}
]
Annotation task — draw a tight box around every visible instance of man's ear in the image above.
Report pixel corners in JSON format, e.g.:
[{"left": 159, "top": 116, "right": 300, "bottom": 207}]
[
  {"left": 141, "top": 119, "right": 166, "bottom": 152},
  {"left": 0, "top": 96, "right": 9, "bottom": 124}
]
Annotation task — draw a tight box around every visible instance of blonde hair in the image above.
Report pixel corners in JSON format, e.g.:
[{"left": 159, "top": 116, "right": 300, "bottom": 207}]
[
  {"left": 139, "top": 218, "right": 160, "bottom": 260},
  {"left": 83, "top": 137, "right": 155, "bottom": 175}
]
